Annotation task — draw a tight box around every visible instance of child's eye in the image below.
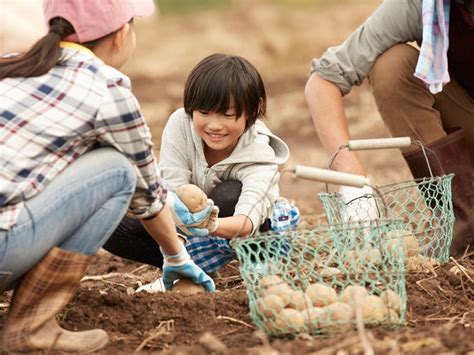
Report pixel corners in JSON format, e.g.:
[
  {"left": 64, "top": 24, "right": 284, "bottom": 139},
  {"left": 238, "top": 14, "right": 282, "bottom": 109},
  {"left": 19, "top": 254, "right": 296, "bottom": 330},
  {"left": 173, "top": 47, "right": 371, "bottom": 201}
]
[
  {"left": 224, "top": 112, "right": 236, "bottom": 118},
  {"left": 198, "top": 110, "right": 209, "bottom": 115}
]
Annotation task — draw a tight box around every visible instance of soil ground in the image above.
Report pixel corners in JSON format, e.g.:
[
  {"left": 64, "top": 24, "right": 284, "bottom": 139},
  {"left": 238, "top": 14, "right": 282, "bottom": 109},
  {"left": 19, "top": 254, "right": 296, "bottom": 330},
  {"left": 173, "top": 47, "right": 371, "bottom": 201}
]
[{"left": 1, "top": 1, "right": 474, "bottom": 353}]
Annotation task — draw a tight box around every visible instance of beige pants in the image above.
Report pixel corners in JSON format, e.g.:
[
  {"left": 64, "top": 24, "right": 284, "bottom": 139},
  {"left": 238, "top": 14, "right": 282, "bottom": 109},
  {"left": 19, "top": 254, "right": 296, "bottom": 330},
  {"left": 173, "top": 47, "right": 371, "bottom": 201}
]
[{"left": 368, "top": 44, "right": 474, "bottom": 161}]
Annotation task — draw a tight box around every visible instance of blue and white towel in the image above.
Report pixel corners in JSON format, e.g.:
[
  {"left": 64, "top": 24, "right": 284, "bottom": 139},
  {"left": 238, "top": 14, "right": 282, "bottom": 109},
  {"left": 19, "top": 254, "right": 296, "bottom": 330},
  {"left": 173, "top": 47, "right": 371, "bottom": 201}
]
[{"left": 414, "top": 0, "right": 452, "bottom": 94}]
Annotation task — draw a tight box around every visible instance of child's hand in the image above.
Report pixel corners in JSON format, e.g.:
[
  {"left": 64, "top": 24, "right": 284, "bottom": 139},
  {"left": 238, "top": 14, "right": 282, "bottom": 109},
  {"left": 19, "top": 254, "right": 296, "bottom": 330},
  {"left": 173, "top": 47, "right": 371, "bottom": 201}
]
[
  {"left": 167, "top": 191, "right": 213, "bottom": 236},
  {"left": 206, "top": 205, "right": 219, "bottom": 234},
  {"left": 161, "top": 244, "right": 215, "bottom": 292}
]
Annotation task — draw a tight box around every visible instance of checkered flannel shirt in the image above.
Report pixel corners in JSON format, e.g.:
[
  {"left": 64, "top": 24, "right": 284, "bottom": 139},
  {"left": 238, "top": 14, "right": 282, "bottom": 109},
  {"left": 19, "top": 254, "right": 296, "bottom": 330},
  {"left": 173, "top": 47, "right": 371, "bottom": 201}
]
[{"left": 0, "top": 42, "right": 166, "bottom": 230}]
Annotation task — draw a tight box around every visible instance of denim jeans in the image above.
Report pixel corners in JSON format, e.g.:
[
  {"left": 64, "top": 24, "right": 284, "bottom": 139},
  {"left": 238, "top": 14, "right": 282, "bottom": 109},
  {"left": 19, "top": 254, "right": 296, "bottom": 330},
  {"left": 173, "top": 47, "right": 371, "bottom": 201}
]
[{"left": 0, "top": 148, "right": 136, "bottom": 289}]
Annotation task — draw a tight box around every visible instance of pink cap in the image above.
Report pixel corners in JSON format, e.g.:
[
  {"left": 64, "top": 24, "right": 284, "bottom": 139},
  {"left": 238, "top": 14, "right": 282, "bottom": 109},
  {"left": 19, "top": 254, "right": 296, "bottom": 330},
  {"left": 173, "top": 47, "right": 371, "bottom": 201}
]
[{"left": 43, "top": 0, "right": 155, "bottom": 43}]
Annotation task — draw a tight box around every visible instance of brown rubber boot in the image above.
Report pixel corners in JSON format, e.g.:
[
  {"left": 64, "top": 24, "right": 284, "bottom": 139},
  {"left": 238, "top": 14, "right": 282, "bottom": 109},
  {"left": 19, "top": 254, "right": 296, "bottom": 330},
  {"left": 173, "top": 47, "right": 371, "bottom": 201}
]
[
  {"left": 403, "top": 128, "right": 474, "bottom": 256},
  {"left": 1, "top": 247, "right": 109, "bottom": 353}
]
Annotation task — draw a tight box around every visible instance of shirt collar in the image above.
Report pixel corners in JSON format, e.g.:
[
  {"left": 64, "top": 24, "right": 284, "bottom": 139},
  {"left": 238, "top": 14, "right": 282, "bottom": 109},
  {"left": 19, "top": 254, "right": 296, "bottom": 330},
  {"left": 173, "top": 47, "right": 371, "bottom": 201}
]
[{"left": 59, "top": 41, "right": 96, "bottom": 57}]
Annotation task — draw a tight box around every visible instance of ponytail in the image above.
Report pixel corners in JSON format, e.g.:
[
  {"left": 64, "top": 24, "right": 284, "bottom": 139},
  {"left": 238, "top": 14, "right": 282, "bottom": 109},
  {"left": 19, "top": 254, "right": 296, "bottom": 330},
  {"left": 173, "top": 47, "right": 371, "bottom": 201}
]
[{"left": 0, "top": 18, "right": 75, "bottom": 80}]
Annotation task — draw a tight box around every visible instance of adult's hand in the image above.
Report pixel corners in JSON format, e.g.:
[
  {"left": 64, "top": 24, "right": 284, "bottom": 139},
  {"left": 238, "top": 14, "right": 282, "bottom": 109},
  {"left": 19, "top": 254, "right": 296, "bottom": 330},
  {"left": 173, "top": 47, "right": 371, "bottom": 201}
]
[{"left": 161, "top": 244, "right": 215, "bottom": 292}]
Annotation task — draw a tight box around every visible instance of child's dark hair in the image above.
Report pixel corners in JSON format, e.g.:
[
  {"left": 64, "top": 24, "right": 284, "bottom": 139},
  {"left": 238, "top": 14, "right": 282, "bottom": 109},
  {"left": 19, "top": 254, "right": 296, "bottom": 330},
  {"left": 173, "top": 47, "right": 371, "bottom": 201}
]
[
  {"left": 184, "top": 53, "right": 267, "bottom": 130},
  {"left": 0, "top": 18, "right": 115, "bottom": 80}
]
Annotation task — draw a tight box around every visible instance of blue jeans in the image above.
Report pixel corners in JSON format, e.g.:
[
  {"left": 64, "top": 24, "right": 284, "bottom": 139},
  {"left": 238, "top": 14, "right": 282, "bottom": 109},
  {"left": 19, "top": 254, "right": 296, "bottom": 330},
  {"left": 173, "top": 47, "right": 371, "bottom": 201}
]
[{"left": 0, "top": 148, "right": 136, "bottom": 289}]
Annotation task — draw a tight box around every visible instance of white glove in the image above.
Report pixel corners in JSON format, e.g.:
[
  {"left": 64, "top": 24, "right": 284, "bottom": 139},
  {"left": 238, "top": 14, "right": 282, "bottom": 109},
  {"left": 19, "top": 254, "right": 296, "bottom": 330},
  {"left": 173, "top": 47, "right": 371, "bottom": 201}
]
[
  {"left": 206, "top": 205, "right": 219, "bottom": 234},
  {"left": 136, "top": 277, "right": 166, "bottom": 293},
  {"left": 339, "top": 185, "right": 379, "bottom": 222}
]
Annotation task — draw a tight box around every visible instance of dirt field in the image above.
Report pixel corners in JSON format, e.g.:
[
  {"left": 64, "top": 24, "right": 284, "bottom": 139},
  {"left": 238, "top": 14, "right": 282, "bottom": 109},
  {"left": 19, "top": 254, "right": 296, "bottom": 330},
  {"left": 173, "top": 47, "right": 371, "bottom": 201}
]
[{"left": 1, "top": 1, "right": 473, "bottom": 353}]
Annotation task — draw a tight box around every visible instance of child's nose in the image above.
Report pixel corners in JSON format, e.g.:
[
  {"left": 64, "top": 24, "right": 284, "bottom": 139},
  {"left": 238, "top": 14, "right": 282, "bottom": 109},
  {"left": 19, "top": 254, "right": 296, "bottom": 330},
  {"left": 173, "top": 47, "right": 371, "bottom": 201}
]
[{"left": 207, "top": 114, "right": 223, "bottom": 129}]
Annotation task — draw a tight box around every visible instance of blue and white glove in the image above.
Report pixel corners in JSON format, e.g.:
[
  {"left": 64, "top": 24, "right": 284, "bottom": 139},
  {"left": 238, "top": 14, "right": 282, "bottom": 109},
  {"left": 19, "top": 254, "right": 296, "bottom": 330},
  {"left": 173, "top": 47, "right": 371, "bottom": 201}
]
[
  {"left": 161, "top": 244, "right": 216, "bottom": 292},
  {"left": 167, "top": 191, "right": 213, "bottom": 237}
]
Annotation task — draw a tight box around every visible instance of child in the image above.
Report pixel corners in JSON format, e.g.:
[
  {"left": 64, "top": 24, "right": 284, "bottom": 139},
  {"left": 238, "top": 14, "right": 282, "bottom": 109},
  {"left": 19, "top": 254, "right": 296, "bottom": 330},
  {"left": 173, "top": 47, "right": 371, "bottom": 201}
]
[
  {"left": 0, "top": 0, "right": 214, "bottom": 352},
  {"left": 104, "top": 53, "right": 298, "bottom": 279}
]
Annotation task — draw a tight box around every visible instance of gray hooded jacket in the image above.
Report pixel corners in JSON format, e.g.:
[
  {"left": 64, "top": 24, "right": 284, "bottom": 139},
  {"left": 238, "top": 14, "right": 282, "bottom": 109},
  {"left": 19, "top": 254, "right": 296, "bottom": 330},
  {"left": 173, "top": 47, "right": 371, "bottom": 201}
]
[{"left": 158, "top": 108, "right": 290, "bottom": 234}]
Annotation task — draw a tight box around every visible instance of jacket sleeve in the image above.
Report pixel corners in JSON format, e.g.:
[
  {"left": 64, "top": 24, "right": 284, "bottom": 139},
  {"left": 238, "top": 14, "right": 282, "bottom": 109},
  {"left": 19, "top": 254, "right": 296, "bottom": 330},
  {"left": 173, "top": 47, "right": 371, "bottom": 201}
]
[
  {"left": 157, "top": 110, "right": 193, "bottom": 190},
  {"left": 310, "top": 0, "right": 422, "bottom": 95},
  {"left": 234, "top": 163, "right": 280, "bottom": 235},
  {"left": 95, "top": 79, "right": 166, "bottom": 219}
]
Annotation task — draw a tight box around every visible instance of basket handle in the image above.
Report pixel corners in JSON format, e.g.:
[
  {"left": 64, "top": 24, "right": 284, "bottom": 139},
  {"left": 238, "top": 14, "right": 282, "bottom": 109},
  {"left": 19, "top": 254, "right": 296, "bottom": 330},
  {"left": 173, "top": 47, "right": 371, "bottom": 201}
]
[
  {"left": 293, "top": 165, "right": 370, "bottom": 188},
  {"left": 347, "top": 137, "right": 412, "bottom": 151}
]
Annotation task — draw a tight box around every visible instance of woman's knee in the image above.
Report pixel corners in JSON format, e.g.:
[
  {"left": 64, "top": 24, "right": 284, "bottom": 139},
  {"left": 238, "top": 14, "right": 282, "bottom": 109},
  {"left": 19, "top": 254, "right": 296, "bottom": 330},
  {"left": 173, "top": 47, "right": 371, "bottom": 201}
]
[
  {"left": 89, "top": 148, "right": 137, "bottom": 193},
  {"left": 368, "top": 44, "right": 420, "bottom": 99}
]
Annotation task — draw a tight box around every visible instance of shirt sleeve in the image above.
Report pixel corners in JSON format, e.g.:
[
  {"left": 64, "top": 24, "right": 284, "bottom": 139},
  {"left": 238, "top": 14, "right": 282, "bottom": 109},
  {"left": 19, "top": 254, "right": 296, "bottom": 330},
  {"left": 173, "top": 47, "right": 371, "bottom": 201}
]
[
  {"left": 234, "top": 163, "right": 280, "bottom": 235},
  {"left": 157, "top": 110, "right": 193, "bottom": 190},
  {"left": 310, "top": 0, "right": 422, "bottom": 95},
  {"left": 94, "top": 78, "right": 166, "bottom": 219}
]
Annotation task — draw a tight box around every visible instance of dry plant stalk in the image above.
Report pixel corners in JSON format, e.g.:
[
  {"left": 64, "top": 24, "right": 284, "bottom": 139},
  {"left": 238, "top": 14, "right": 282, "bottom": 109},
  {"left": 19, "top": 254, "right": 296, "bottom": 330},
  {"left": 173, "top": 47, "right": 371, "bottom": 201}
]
[{"left": 133, "top": 320, "right": 175, "bottom": 353}]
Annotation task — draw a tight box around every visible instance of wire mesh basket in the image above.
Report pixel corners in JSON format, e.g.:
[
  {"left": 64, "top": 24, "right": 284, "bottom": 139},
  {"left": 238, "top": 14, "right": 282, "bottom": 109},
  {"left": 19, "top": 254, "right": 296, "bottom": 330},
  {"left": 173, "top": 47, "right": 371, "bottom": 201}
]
[
  {"left": 319, "top": 138, "right": 455, "bottom": 264},
  {"left": 319, "top": 176, "right": 454, "bottom": 265},
  {"left": 230, "top": 219, "right": 407, "bottom": 337}
]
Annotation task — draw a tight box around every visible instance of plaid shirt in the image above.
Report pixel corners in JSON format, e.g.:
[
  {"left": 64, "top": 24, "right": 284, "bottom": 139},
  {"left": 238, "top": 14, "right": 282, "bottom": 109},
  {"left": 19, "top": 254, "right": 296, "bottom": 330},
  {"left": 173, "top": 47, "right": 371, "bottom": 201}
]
[{"left": 0, "top": 42, "right": 166, "bottom": 230}]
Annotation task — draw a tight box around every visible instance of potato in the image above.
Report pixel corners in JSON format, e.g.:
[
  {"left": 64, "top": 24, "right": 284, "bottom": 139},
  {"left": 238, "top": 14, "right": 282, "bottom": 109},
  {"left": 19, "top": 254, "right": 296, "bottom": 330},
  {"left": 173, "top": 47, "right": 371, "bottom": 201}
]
[
  {"left": 302, "top": 307, "right": 324, "bottom": 327},
  {"left": 360, "top": 295, "right": 386, "bottom": 322},
  {"left": 339, "top": 285, "right": 368, "bottom": 305},
  {"left": 172, "top": 278, "right": 205, "bottom": 294},
  {"left": 384, "top": 308, "right": 400, "bottom": 324},
  {"left": 321, "top": 302, "right": 353, "bottom": 322},
  {"left": 319, "top": 267, "right": 342, "bottom": 277},
  {"left": 404, "top": 234, "right": 420, "bottom": 257},
  {"left": 305, "top": 283, "right": 337, "bottom": 307},
  {"left": 176, "top": 184, "right": 208, "bottom": 213},
  {"left": 274, "top": 308, "right": 305, "bottom": 333},
  {"left": 380, "top": 289, "right": 402, "bottom": 314},
  {"left": 256, "top": 294, "right": 285, "bottom": 318},
  {"left": 359, "top": 248, "right": 382, "bottom": 265},
  {"left": 386, "top": 232, "right": 420, "bottom": 259},
  {"left": 260, "top": 275, "right": 286, "bottom": 289},
  {"left": 287, "top": 290, "right": 313, "bottom": 311}
]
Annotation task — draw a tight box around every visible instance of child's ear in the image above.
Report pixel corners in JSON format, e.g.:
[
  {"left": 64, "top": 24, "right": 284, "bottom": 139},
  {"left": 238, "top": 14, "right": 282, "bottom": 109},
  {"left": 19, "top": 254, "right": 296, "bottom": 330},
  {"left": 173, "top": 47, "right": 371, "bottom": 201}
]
[{"left": 112, "top": 22, "right": 131, "bottom": 51}]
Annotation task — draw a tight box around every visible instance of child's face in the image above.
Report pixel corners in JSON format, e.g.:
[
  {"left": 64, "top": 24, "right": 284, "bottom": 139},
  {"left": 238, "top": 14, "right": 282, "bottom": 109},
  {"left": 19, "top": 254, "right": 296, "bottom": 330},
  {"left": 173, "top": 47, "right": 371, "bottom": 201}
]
[{"left": 193, "top": 101, "right": 247, "bottom": 162}]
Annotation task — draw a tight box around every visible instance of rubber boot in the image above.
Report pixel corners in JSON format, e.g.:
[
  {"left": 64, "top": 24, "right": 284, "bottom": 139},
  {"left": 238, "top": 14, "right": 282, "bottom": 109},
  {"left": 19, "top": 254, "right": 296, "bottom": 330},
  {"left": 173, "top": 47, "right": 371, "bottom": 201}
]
[
  {"left": 403, "top": 128, "right": 474, "bottom": 256},
  {"left": 1, "top": 247, "right": 109, "bottom": 353}
]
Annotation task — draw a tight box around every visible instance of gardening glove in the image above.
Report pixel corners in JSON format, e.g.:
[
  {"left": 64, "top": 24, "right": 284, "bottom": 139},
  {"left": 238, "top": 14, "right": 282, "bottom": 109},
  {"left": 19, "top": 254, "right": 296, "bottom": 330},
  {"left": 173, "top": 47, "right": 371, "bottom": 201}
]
[
  {"left": 339, "top": 185, "right": 379, "bottom": 222},
  {"left": 167, "top": 191, "right": 213, "bottom": 237},
  {"left": 161, "top": 244, "right": 215, "bottom": 292},
  {"left": 206, "top": 205, "right": 220, "bottom": 234}
]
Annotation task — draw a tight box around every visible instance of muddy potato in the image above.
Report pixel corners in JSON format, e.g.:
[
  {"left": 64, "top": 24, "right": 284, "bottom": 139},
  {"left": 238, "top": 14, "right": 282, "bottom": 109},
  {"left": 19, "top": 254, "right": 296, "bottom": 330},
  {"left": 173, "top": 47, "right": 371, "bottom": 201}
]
[
  {"left": 339, "top": 285, "right": 368, "bottom": 305},
  {"left": 287, "top": 290, "right": 313, "bottom": 311},
  {"left": 359, "top": 248, "right": 382, "bottom": 265},
  {"left": 321, "top": 302, "right": 353, "bottom": 322},
  {"left": 302, "top": 307, "right": 324, "bottom": 327},
  {"left": 274, "top": 308, "right": 306, "bottom": 333},
  {"left": 172, "top": 278, "right": 205, "bottom": 294},
  {"left": 176, "top": 184, "right": 208, "bottom": 213},
  {"left": 260, "top": 275, "right": 286, "bottom": 289},
  {"left": 403, "top": 234, "right": 420, "bottom": 257},
  {"left": 380, "top": 289, "right": 402, "bottom": 314},
  {"left": 319, "top": 267, "right": 342, "bottom": 278},
  {"left": 305, "top": 283, "right": 337, "bottom": 307},
  {"left": 360, "top": 295, "right": 386, "bottom": 322},
  {"left": 384, "top": 308, "right": 400, "bottom": 324},
  {"left": 256, "top": 294, "right": 285, "bottom": 318}
]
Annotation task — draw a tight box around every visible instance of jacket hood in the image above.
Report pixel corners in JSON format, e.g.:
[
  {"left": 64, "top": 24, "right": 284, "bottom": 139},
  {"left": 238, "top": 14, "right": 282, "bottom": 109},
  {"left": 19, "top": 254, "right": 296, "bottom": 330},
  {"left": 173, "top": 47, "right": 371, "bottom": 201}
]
[{"left": 191, "top": 117, "right": 290, "bottom": 166}]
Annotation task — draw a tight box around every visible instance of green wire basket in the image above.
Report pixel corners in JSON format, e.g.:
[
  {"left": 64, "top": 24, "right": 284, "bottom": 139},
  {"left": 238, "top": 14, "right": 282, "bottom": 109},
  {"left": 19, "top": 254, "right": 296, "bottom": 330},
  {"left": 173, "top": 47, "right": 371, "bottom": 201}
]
[
  {"left": 319, "top": 137, "right": 455, "bottom": 264},
  {"left": 230, "top": 219, "right": 407, "bottom": 337}
]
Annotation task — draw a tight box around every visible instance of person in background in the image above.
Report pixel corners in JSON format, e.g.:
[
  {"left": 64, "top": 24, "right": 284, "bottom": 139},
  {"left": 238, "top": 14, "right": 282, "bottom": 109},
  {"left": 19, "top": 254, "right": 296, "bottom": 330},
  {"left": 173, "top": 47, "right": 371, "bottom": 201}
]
[
  {"left": 305, "top": 0, "right": 473, "bottom": 255},
  {"left": 0, "top": 0, "right": 214, "bottom": 352},
  {"left": 104, "top": 53, "right": 298, "bottom": 287}
]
